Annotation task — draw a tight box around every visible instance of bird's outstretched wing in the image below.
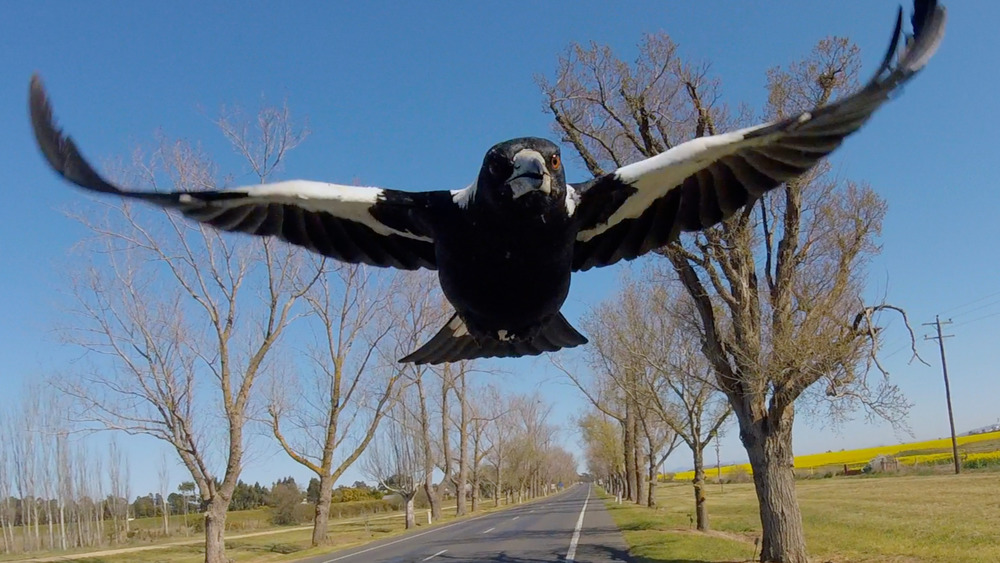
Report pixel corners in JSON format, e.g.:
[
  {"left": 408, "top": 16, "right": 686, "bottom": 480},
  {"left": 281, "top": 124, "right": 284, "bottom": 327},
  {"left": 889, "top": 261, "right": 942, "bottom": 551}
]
[
  {"left": 571, "top": 0, "right": 946, "bottom": 272},
  {"left": 29, "top": 76, "right": 441, "bottom": 270}
]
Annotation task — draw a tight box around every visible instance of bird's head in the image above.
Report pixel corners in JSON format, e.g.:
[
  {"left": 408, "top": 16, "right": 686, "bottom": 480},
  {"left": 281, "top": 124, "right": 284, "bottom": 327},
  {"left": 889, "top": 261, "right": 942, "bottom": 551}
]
[{"left": 477, "top": 137, "right": 566, "bottom": 209}]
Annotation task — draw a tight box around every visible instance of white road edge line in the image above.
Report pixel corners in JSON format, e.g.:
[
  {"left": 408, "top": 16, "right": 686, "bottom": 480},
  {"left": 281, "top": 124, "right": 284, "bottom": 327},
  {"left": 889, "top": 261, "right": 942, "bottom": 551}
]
[
  {"left": 422, "top": 549, "right": 447, "bottom": 561},
  {"left": 512, "top": 516, "right": 519, "bottom": 520},
  {"left": 565, "top": 485, "right": 591, "bottom": 563},
  {"left": 482, "top": 527, "right": 495, "bottom": 534}
]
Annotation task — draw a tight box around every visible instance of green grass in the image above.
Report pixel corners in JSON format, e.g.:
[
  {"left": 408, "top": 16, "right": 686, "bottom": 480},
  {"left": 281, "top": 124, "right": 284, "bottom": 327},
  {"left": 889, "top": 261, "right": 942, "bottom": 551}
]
[{"left": 606, "top": 472, "right": 1000, "bottom": 562}]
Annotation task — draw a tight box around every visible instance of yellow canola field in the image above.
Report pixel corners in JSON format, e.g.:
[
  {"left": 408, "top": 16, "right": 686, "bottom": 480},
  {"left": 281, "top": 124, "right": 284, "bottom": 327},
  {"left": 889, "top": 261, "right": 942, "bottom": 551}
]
[{"left": 670, "top": 430, "right": 1000, "bottom": 481}]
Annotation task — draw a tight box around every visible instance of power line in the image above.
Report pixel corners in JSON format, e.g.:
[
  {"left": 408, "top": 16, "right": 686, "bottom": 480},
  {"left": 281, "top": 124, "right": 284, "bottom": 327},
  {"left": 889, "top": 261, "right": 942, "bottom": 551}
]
[
  {"left": 948, "top": 297, "right": 1000, "bottom": 321},
  {"left": 939, "top": 290, "right": 1000, "bottom": 317},
  {"left": 952, "top": 310, "right": 1000, "bottom": 330}
]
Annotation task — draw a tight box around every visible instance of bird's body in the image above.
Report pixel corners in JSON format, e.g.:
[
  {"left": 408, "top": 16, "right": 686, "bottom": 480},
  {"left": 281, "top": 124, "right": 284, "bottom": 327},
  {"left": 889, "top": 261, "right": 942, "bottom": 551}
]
[
  {"left": 435, "top": 187, "right": 574, "bottom": 338},
  {"left": 27, "top": 1, "right": 946, "bottom": 365},
  {"left": 403, "top": 138, "right": 589, "bottom": 362}
]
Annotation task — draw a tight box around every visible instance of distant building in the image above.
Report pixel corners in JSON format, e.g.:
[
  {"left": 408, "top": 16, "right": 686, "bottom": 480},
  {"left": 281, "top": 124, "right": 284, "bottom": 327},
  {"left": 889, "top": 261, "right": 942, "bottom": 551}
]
[{"left": 964, "top": 423, "right": 1000, "bottom": 435}]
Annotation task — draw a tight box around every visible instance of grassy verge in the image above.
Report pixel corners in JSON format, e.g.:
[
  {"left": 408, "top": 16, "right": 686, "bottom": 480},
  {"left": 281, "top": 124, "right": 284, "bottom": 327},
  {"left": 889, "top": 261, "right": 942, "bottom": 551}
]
[
  {"left": 604, "top": 472, "right": 1000, "bottom": 562},
  {"left": 13, "top": 494, "right": 549, "bottom": 563}
]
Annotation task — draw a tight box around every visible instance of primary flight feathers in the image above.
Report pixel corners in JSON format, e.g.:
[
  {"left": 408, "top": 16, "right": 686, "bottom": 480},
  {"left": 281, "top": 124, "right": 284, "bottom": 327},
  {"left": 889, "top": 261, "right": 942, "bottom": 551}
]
[{"left": 29, "top": 0, "right": 945, "bottom": 364}]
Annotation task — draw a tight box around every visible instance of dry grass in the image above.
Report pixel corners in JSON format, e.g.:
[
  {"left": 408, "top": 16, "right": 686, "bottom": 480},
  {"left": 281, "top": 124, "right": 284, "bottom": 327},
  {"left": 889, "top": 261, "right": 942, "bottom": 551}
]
[
  {"left": 606, "top": 471, "right": 1000, "bottom": 562},
  {"left": 7, "top": 498, "right": 528, "bottom": 563}
]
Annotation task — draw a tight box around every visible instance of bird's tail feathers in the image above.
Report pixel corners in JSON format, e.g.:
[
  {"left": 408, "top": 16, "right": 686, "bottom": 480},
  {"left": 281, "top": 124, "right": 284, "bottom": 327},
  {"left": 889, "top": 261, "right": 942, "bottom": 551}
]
[{"left": 399, "top": 313, "right": 587, "bottom": 365}]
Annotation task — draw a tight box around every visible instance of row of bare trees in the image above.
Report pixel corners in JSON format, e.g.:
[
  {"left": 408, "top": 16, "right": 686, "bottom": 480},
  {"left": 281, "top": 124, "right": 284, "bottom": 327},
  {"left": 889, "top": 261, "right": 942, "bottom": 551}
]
[
  {"left": 543, "top": 30, "right": 917, "bottom": 562},
  {"left": 567, "top": 268, "right": 729, "bottom": 530},
  {"left": 0, "top": 386, "right": 135, "bottom": 553},
  {"left": 366, "top": 380, "right": 578, "bottom": 531}
]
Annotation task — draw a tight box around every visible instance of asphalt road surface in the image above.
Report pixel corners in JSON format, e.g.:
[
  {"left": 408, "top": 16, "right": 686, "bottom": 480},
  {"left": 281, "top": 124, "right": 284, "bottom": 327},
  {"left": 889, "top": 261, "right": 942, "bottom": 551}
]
[{"left": 296, "top": 484, "right": 631, "bottom": 563}]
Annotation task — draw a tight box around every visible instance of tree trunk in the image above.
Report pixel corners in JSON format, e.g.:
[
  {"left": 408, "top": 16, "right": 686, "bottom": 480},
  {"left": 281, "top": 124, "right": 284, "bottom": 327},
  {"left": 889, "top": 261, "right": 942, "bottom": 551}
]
[
  {"left": 471, "top": 472, "right": 480, "bottom": 512},
  {"left": 456, "top": 371, "right": 469, "bottom": 516},
  {"left": 633, "top": 416, "right": 646, "bottom": 505},
  {"left": 647, "top": 454, "right": 658, "bottom": 508},
  {"left": 204, "top": 501, "right": 228, "bottom": 563},
  {"left": 401, "top": 492, "right": 417, "bottom": 530},
  {"left": 740, "top": 407, "right": 807, "bottom": 563},
  {"left": 456, "top": 456, "right": 468, "bottom": 516},
  {"left": 46, "top": 502, "right": 54, "bottom": 549},
  {"left": 623, "top": 408, "right": 636, "bottom": 502},
  {"left": 692, "top": 445, "right": 708, "bottom": 531},
  {"left": 311, "top": 476, "right": 334, "bottom": 546},
  {"left": 494, "top": 450, "right": 504, "bottom": 508},
  {"left": 424, "top": 473, "right": 440, "bottom": 522}
]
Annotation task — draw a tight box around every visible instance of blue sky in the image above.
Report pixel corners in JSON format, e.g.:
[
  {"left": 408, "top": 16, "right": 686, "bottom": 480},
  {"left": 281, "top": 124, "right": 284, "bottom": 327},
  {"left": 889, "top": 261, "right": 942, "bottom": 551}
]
[{"left": 2, "top": 1, "right": 997, "bottom": 494}]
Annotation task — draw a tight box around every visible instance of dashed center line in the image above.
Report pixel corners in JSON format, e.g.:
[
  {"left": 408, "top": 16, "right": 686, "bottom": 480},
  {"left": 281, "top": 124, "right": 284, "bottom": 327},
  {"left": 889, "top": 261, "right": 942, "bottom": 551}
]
[
  {"left": 512, "top": 516, "right": 520, "bottom": 520},
  {"left": 422, "top": 549, "right": 447, "bottom": 561},
  {"left": 482, "top": 527, "right": 495, "bottom": 534}
]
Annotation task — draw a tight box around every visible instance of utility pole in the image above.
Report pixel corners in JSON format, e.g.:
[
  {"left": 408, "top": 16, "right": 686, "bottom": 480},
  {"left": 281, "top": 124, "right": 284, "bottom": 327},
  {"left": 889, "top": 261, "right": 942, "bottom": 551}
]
[
  {"left": 924, "top": 315, "right": 960, "bottom": 475},
  {"left": 715, "top": 434, "right": 723, "bottom": 494}
]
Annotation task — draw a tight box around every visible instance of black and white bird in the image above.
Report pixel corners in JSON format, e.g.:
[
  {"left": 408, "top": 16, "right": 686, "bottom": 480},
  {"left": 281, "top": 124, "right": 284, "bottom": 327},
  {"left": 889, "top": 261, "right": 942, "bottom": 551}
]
[{"left": 29, "top": 1, "right": 945, "bottom": 365}]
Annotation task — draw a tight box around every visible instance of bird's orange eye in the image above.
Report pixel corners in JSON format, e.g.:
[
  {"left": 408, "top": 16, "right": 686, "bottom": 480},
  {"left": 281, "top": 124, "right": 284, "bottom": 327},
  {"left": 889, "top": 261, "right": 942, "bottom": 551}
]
[{"left": 550, "top": 154, "right": 561, "bottom": 171}]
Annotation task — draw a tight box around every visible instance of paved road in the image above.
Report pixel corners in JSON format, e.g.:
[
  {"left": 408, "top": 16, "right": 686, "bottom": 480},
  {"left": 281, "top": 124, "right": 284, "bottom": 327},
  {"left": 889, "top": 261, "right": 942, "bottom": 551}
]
[{"left": 297, "top": 484, "right": 631, "bottom": 563}]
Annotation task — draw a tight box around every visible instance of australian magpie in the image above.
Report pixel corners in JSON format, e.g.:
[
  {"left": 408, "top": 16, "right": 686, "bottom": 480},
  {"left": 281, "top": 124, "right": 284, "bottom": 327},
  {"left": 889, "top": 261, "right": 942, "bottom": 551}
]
[{"left": 28, "top": 1, "right": 946, "bottom": 365}]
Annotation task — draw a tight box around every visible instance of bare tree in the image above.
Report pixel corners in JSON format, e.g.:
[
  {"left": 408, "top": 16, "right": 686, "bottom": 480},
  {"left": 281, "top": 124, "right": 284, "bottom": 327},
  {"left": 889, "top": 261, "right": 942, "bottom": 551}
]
[
  {"left": 432, "top": 364, "right": 454, "bottom": 519},
  {"left": 578, "top": 409, "right": 625, "bottom": 497},
  {"left": 58, "top": 101, "right": 318, "bottom": 563},
  {"left": 268, "top": 262, "right": 401, "bottom": 546},
  {"left": 590, "top": 271, "right": 729, "bottom": 526},
  {"left": 108, "top": 438, "right": 126, "bottom": 543},
  {"left": 468, "top": 385, "right": 507, "bottom": 511},
  {"left": 378, "top": 273, "right": 451, "bottom": 521},
  {"left": 364, "top": 406, "right": 425, "bottom": 530},
  {"left": 483, "top": 389, "right": 518, "bottom": 507},
  {"left": 451, "top": 364, "right": 470, "bottom": 516},
  {"left": 54, "top": 428, "right": 72, "bottom": 550},
  {"left": 505, "top": 394, "right": 557, "bottom": 501},
  {"left": 0, "top": 409, "right": 14, "bottom": 553},
  {"left": 637, "top": 411, "right": 679, "bottom": 509},
  {"left": 542, "top": 33, "right": 922, "bottom": 561},
  {"left": 157, "top": 451, "right": 171, "bottom": 536},
  {"left": 10, "top": 387, "right": 40, "bottom": 551},
  {"left": 557, "top": 340, "right": 645, "bottom": 504}
]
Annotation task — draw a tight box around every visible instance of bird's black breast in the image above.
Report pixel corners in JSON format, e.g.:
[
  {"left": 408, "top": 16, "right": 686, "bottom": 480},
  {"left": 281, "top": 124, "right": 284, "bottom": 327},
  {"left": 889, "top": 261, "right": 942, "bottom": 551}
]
[{"left": 432, "top": 201, "right": 576, "bottom": 338}]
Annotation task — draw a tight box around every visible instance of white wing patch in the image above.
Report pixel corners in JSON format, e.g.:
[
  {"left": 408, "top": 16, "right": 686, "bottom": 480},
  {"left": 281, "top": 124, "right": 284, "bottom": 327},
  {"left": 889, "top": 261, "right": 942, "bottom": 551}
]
[
  {"left": 565, "top": 185, "right": 579, "bottom": 216},
  {"left": 576, "top": 124, "right": 769, "bottom": 243},
  {"left": 451, "top": 181, "right": 477, "bottom": 209},
  {"left": 218, "top": 180, "right": 432, "bottom": 242}
]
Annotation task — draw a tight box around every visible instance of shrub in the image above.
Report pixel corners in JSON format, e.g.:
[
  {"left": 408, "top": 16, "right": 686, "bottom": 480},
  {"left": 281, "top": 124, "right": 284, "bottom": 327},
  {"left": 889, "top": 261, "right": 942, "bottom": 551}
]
[
  {"left": 726, "top": 467, "right": 752, "bottom": 484},
  {"left": 963, "top": 452, "right": 1000, "bottom": 470}
]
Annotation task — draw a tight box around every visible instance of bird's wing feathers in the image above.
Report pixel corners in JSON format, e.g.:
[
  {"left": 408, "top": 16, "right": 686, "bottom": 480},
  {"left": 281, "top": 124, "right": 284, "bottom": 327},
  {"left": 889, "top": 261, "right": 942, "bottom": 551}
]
[
  {"left": 571, "top": 0, "right": 946, "bottom": 272},
  {"left": 29, "top": 77, "right": 439, "bottom": 270}
]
